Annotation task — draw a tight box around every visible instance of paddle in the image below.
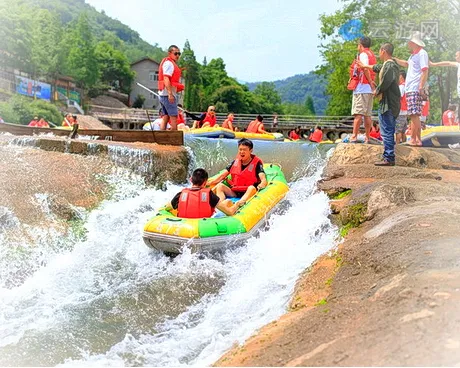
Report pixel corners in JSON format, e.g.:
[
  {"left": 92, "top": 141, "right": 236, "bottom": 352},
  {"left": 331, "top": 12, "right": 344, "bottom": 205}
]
[
  {"left": 136, "top": 82, "right": 203, "bottom": 121},
  {"left": 145, "top": 109, "right": 156, "bottom": 141}
]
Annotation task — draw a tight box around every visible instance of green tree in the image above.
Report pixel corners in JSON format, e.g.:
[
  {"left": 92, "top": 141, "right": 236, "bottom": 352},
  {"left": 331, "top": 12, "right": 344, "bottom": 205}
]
[
  {"left": 63, "top": 13, "right": 99, "bottom": 89},
  {"left": 212, "top": 85, "right": 249, "bottom": 113},
  {"left": 179, "top": 40, "right": 202, "bottom": 111},
  {"left": 319, "top": 0, "right": 460, "bottom": 119},
  {"left": 252, "top": 82, "right": 283, "bottom": 113},
  {"left": 30, "top": 9, "right": 62, "bottom": 80},
  {"left": 94, "top": 41, "right": 134, "bottom": 93},
  {"left": 304, "top": 95, "right": 316, "bottom": 115}
]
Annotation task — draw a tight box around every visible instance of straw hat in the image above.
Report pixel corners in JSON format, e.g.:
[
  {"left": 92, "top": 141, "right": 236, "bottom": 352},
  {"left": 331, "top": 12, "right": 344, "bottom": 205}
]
[{"left": 409, "top": 31, "right": 425, "bottom": 48}]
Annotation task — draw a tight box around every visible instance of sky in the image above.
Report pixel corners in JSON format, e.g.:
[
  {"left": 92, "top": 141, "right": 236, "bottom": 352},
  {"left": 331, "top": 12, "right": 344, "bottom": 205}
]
[{"left": 85, "top": 0, "right": 342, "bottom": 83}]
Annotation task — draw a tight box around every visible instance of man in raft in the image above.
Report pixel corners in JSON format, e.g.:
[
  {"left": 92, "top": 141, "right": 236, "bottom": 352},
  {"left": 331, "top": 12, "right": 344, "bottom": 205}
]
[
  {"left": 222, "top": 112, "right": 235, "bottom": 130},
  {"left": 167, "top": 168, "right": 238, "bottom": 218},
  {"left": 208, "top": 138, "right": 267, "bottom": 208},
  {"left": 191, "top": 105, "right": 217, "bottom": 129},
  {"left": 246, "top": 115, "right": 266, "bottom": 134}
]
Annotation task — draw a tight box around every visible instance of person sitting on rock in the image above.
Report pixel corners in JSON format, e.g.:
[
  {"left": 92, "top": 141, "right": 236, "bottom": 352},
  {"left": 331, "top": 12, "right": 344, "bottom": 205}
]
[
  {"left": 28, "top": 116, "right": 39, "bottom": 127},
  {"left": 370, "top": 121, "right": 382, "bottom": 140},
  {"left": 167, "top": 168, "right": 238, "bottom": 218},
  {"left": 208, "top": 138, "right": 267, "bottom": 208},
  {"left": 62, "top": 113, "right": 74, "bottom": 127}
]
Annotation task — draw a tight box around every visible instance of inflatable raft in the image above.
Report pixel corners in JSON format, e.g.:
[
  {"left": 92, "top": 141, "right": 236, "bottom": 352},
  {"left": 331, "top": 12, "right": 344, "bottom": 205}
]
[
  {"left": 420, "top": 126, "right": 460, "bottom": 147},
  {"left": 234, "top": 131, "right": 284, "bottom": 141},
  {"left": 143, "top": 163, "right": 289, "bottom": 254},
  {"left": 185, "top": 127, "right": 235, "bottom": 139}
]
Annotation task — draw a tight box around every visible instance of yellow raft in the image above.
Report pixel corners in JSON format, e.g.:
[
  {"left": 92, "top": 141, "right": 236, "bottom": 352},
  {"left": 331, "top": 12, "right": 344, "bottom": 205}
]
[
  {"left": 143, "top": 163, "right": 289, "bottom": 254},
  {"left": 234, "top": 131, "right": 284, "bottom": 141}
]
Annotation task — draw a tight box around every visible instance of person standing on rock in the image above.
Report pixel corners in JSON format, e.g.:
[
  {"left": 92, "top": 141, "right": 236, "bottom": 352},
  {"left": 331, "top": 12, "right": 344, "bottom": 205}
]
[
  {"left": 360, "top": 43, "right": 400, "bottom": 166},
  {"left": 158, "top": 45, "right": 184, "bottom": 131},
  {"left": 350, "top": 36, "right": 377, "bottom": 144},
  {"left": 393, "top": 32, "right": 429, "bottom": 146}
]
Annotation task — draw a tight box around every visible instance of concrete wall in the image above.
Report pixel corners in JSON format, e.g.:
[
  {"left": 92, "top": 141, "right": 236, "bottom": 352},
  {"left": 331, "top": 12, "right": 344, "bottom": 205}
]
[{"left": 130, "top": 59, "right": 160, "bottom": 110}]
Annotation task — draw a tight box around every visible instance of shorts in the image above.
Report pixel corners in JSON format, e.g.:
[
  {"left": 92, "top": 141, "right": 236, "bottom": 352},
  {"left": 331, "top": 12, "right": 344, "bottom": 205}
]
[
  {"left": 395, "top": 115, "right": 408, "bottom": 133},
  {"left": 159, "top": 95, "right": 178, "bottom": 117},
  {"left": 352, "top": 93, "right": 373, "bottom": 116},
  {"left": 406, "top": 91, "right": 422, "bottom": 116}
]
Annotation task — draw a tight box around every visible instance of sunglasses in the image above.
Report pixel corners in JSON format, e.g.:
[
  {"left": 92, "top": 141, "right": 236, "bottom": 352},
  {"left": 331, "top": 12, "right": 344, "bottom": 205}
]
[
  {"left": 173, "top": 52, "right": 181, "bottom": 56},
  {"left": 209, "top": 109, "right": 215, "bottom": 111}
]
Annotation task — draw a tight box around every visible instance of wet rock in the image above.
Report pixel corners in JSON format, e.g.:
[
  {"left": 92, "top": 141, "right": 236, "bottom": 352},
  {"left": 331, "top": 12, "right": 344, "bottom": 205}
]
[{"left": 366, "top": 184, "right": 415, "bottom": 219}]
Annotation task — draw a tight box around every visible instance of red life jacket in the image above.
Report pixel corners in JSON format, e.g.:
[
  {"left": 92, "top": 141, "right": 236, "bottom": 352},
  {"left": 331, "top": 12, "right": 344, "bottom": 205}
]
[
  {"left": 421, "top": 100, "right": 430, "bottom": 117},
  {"left": 158, "top": 57, "right": 185, "bottom": 93},
  {"left": 246, "top": 120, "right": 263, "bottom": 133},
  {"left": 227, "top": 155, "right": 262, "bottom": 192},
  {"left": 289, "top": 130, "right": 300, "bottom": 140},
  {"left": 442, "top": 110, "right": 454, "bottom": 126},
  {"left": 309, "top": 129, "right": 323, "bottom": 143},
  {"left": 177, "top": 111, "right": 185, "bottom": 125},
  {"left": 359, "top": 49, "right": 377, "bottom": 85},
  {"left": 400, "top": 82, "right": 407, "bottom": 111},
  {"left": 202, "top": 113, "right": 216, "bottom": 127},
  {"left": 177, "top": 188, "right": 214, "bottom": 219}
]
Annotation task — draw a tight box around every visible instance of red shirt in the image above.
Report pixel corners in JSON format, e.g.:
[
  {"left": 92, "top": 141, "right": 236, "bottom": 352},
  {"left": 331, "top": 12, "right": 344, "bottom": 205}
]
[
  {"left": 289, "top": 130, "right": 300, "bottom": 140},
  {"left": 370, "top": 129, "right": 382, "bottom": 140}
]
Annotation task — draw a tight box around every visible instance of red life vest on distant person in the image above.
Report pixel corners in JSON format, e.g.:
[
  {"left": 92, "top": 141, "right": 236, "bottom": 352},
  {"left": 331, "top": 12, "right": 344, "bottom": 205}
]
[
  {"left": 289, "top": 130, "right": 300, "bottom": 140},
  {"left": 177, "top": 188, "right": 214, "bottom": 219},
  {"left": 222, "top": 117, "right": 234, "bottom": 130},
  {"left": 227, "top": 155, "right": 262, "bottom": 192},
  {"left": 202, "top": 113, "right": 216, "bottom": 127},
  {"left": 246, "top": 120, "right": 263, "bottom": 134},
  {"left": 359, "top": 48, "right": 377, "bottom": 85},
  {"left": 442, "top": 110, "right": 454, "bottom": 126},
  {"left": 400, "top": 82, "right": 408, "bottom": 111},
  {"left": 177, "top": 111, "right": 185, "bottom": 125},
  {"left": 158, "top": 57, "right": 184, "bottom": 93},
  {"left": 309, "top": 129, "right": 323, "bottom": 143}
]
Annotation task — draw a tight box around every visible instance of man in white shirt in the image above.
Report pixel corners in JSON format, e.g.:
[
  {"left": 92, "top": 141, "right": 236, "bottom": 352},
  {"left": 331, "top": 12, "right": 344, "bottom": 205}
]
[
  {"left": 351, "top": 36, "right": 377, "bottom": 143},
  {"left": 157, "top": 45, "right": 184, "bottom": 131},
  {"left": 393, "top": 31, "right": 429, "bottom": 146}
]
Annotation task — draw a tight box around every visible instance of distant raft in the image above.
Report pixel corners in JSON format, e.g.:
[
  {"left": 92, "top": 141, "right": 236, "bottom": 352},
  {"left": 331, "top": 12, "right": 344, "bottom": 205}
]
[
  {"left": 142, "top": 163, "right": 289, "bottom": 254},
  {"left": 420, "top": 126, "right": 460, "bottom": 147},
  {"left": 185, "top": 127, "right": 235, "bottom": 139},
  {"left": 234, "top": 131, "right": 284, "bottom": 141}
]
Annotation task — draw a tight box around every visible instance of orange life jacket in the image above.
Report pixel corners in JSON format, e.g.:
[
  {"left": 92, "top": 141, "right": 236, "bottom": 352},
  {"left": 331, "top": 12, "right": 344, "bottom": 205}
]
[
  {"left": 246, "top": 120, "right": 263, "bottom": 133},
  {"left": 227, "top": 155, "right": 262, "bottom": 192},
  {"left": 222, "top": 117, "right": 233, "bottom": 130},
  {"left": 177, "top": 188, "right": 214, "bottom": 219},
  {"left": 400, "top": 82, "right": 407, "bottom": 111},
  {"left": 158, "top": 57, "right": 185, "bottom": 93},
  {"left": 359, "top": 48, "right": 377, "bottom": 85},
  {"left": 309, "top": 129, "right": 323, "bottom": 143},
  {"left": 442, "top": 110, "right": 454, "bottom": 126}
]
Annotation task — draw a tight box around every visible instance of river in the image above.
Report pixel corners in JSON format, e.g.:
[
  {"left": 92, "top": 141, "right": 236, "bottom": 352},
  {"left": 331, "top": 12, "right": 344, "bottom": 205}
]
[{"left": 0, "top": 138, "right": 337, "bottom": 366}]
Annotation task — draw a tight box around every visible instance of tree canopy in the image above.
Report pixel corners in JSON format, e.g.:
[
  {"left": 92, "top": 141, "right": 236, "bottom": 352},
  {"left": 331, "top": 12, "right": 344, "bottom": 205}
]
[{"left": 318, "top": 0, "right": 460, "bottom": 121}]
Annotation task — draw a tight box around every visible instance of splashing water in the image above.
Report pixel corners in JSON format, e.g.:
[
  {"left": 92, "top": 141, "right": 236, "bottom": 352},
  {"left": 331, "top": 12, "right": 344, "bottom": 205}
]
[{"left": 0, "top": 140, "right": 337, "bottom": 366}]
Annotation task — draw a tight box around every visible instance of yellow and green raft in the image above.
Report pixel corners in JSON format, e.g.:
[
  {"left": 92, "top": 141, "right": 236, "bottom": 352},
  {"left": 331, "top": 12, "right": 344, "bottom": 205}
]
[{"left": 143, "top": 163, "right": 289, "bottom": 254}]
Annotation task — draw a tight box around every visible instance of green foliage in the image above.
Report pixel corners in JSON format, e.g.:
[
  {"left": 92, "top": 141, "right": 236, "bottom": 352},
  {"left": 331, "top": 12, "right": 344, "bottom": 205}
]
[
  {"left": 330, "top": 189, "right": 352, "bottom": 200},
  {"left": 63, "top": 13, "right": 99, "bottom": 88},
  {"left": 0, "top": 95, "right": 62, "bottom": 125},
  {"left": 94, "top": 41, "right": 134, "bottom": 93},
  {"left": 305, "top": 95, "right": 316, "bottom": 115},
  {"left": 132, "top": 94, "right": 145, "bottom": 109},
  {"left": 180, "top": 40, "right": 203, "bottom": 111},
  {"left": 315, "top": 298, "right": 328, "bottom": 306},
  {"left": 319, "top": 0, "right": 460, "bottom": 119}
]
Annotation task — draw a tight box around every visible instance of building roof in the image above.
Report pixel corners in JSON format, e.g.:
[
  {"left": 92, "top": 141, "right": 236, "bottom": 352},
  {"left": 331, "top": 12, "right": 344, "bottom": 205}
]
[{"left": 131, "top": 57, "right": 161, "bottom": 67}]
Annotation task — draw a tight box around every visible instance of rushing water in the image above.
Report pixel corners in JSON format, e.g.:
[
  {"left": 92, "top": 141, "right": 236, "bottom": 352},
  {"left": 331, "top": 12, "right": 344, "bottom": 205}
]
[{"left": 0, "top": 139, "right": 337, "bottom": 366}]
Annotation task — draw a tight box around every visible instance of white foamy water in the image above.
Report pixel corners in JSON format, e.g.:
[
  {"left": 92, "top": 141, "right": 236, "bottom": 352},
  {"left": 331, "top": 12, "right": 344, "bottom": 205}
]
[{"left": 0, "top": 144, "right": 337, "bottom": 367}]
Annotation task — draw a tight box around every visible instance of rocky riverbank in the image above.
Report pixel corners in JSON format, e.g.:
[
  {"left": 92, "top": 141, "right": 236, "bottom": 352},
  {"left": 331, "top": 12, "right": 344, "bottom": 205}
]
[
  {"left": 0, "top": 134, "right": 189, "bottom": 231},
  {"left": 215, "top": 143, "right": 460, "bottom": 366}
]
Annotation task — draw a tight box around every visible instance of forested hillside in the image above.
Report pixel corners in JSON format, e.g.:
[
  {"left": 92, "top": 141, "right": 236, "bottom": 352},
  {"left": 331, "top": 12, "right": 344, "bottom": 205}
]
[
  {"left": 0, "top": 0, "right": 322, "bottom": 117},
  {"left": 247, "top": 72, "right": 329, "bottom": 115}
]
